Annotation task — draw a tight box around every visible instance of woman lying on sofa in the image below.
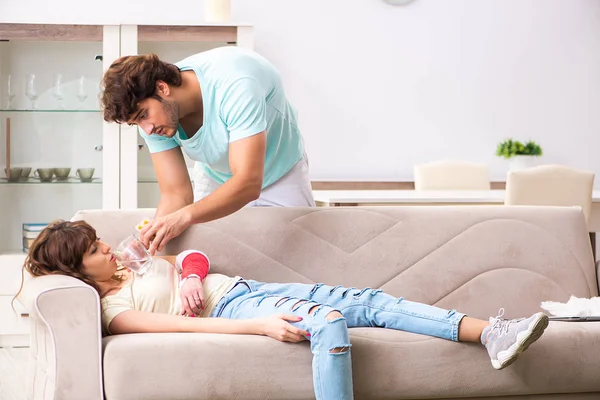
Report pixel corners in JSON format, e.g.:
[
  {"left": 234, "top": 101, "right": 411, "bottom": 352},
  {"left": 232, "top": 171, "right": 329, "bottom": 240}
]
[{"left": 18, "top": 220, "right": 549, "bottom": 400}]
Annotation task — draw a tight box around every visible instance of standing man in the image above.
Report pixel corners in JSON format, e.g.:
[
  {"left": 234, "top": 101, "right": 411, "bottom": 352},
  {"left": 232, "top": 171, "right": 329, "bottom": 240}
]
[{"left": 101, "top": 46, "right": 315, "bottom": 254}]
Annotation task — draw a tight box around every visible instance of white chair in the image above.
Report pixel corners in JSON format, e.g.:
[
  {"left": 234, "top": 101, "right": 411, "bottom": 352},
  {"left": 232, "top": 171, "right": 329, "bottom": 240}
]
[
  {"left": 413, "top": 160, "right": 491, "bottom": 191},
  {"left": 505, "top": 164, "right": 595, "bottom": 227}
]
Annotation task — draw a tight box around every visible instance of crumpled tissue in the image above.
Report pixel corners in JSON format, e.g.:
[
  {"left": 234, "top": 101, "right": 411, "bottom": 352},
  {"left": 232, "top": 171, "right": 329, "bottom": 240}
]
[{"left": 540, "top": 296, "right": 600, "bottom": 317}]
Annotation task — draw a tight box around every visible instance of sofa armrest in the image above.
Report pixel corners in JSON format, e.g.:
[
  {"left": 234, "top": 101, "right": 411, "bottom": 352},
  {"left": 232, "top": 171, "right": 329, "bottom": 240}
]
[{"left": 18, "top": 275, "right": 103, "bottom": 400}]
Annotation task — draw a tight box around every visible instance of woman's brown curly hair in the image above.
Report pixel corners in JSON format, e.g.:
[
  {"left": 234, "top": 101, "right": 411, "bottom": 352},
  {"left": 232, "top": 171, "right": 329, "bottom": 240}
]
[
  {"left": 13, "top": 220, "right": 125, "bottom": 308},
  {"left": 100, "top": 53, "right": 182, "bottom": 124}
]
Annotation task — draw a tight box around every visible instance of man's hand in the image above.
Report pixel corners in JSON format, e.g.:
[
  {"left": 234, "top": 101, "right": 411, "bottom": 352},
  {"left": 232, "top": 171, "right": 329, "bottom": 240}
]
[
  {"left": 140, "top": 208, "right": 192, "bottom": 255},
  {"left": 258, "top": 314, "right": 310, "bottom": 342},
  {"left": 180, "top": 277, "right": 205, "bottom": 317}
]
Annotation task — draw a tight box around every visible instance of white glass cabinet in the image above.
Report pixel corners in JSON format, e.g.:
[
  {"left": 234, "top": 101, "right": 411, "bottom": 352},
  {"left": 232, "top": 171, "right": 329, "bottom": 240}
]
[
  {"left": 0, "top": 23, "right": 121, "bottom": 256},
  {"left": 0, "top": 22, "right": 253, "bottom": 347}
]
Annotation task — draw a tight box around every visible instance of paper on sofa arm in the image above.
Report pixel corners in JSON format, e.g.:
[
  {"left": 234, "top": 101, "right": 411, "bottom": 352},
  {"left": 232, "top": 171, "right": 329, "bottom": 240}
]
[{"left": 541, "top": 296, "right": 600, "bottom": 317}]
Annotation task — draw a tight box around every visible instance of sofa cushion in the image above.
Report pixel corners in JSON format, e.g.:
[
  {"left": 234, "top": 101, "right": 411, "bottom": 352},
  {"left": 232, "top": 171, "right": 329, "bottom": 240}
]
[
  {"left": 102, "top": 332, "right": 315, "bottom": 400},
  {"left": 103, "top": 321, "right": 600, "bottom": 400},
  {"left": 168, "top": 206, "right": 598, "bottom": 321}
]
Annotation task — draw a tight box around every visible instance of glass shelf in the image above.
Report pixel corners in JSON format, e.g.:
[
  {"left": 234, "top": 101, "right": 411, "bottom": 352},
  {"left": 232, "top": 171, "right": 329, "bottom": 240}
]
[
  {"left": 2, "top": 249, "right": 28, "bottom": 255},
  {"left": 0, "top": 178, "right": 102, "bottom": 184},
  {"left": 0, "top": 109, "right": 101, "bottom": 113}
]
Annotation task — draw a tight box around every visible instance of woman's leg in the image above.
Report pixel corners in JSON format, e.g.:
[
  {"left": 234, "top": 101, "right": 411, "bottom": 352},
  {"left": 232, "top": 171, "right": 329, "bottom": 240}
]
[
  {"left": 458, "top": 317, "right": 490, "bottom": 342},
  {"left": 248, "top": 282, "right": 466, "bottom": 341},
  {"left": 306, "top": 284, "right": 548, "bottom": 370},
  {"left": 232, "top": 282, "right": 548, "bottom": 370},
  {"left": 220, "top": 290, "right": 354, "bottom": 400},
  {"left": 312, "top": 285, "right": 468, "bottom": 341}
]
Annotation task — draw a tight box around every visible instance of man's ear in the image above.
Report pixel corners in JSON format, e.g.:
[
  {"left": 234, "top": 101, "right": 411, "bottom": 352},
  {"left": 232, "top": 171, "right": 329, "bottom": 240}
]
[{"left": 156, "top": 80, "right": 170, "bottom": 97}]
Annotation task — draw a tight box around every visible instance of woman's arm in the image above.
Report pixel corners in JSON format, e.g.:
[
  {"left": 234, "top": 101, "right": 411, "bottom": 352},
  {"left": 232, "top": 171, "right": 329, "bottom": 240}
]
[
  {"left": 108, "top": 310, "right": 309, "bottom": 342},
  {"left": 109, "top": 310, "right": 261, "bottom": 335},
  {"left": 155, "top": 255, "right": 177, "bottom": 264}
]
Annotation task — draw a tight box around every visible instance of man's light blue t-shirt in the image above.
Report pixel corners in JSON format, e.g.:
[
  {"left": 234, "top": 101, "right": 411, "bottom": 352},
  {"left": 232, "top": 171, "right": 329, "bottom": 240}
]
[{"left": 139, "top": 46, "right": 304, "bottom": 189}]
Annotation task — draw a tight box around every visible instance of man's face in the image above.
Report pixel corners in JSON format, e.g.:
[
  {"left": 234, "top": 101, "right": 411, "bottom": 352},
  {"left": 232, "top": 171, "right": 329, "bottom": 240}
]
[{"left": 130, "top": 97, "right": 179, "bottom": 137}]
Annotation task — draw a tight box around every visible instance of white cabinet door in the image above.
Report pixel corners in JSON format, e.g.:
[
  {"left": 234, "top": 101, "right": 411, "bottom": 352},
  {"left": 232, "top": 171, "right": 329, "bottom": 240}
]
[
  {"left": 102, "top": 25, "right": 122, "bottom": 210},
  {"left": 0, "top": 254, "right": 29, "bottom": 347},
  {"left": 0, "top": 23, "right": 122, "bottom": 257}
]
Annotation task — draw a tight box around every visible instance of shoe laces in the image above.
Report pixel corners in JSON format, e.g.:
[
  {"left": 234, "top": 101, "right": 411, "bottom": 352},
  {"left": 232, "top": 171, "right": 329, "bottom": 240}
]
[{"left": 490, "top": 308, "right": 520, "bottom": 336}]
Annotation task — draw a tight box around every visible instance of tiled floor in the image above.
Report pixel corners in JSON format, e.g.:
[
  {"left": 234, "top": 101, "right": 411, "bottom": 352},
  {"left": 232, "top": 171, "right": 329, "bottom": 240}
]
[{"left": 0, "top": 347, "right": 28, "bottom": 400}]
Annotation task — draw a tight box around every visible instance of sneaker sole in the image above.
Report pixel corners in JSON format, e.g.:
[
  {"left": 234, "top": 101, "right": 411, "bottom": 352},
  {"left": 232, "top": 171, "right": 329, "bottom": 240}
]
[{"left": 491, "top": 312, "right": 549, "bottom": 370}]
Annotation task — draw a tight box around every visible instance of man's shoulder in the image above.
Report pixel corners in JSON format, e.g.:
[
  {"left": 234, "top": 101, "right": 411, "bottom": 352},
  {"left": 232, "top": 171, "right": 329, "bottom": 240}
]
[{"left": 175, "top": 46, "right": 257, "bottom": 69}]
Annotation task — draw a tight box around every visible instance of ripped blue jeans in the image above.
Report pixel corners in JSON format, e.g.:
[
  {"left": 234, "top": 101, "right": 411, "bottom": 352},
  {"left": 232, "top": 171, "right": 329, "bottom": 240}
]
[{"left": 211, "top": 280, "right": 466, "bottom": 400}]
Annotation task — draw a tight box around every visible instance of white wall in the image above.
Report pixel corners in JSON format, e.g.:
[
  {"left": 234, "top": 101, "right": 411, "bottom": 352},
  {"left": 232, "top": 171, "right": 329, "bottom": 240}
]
[{"left": 1, "top": 0, "right": 600, "bottom": 182}]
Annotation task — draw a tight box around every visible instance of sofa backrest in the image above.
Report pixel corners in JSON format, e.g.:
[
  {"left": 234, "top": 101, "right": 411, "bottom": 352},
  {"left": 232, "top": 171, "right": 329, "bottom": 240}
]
[{"left": 72, "top": 205, "right": 597, "bottom": 320}]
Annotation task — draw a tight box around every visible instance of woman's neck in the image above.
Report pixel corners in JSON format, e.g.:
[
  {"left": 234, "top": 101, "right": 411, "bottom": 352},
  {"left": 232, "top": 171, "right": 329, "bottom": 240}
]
[{"left": 97, "top": 270, "right": 130, "bottom": 298}]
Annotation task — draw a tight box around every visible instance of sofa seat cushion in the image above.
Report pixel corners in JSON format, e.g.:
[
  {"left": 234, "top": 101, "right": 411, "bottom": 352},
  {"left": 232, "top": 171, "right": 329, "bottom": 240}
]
[
  {"left": 349, "top": 322, "right": 600, "bottom": 399},
  {"left": 102, "top": 322, "right": 600, "bottom": 400},
  {"left": 103, "top": 332, "right": 315, "bottom": 400}
]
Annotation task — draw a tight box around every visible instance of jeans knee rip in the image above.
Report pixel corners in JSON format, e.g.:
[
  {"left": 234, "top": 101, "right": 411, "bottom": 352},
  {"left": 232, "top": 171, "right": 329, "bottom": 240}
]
[
  {"left": 353, "top": 288, "right": 383, "bottom": 298},
  {"left": 326, "top": 316, "right": 346, "bottom": 324},
  {"left": 329, "top": 344, "right": 352, "bottom": 355},
  {"left": 254, "top": 295, "right": 277, "bottom": 307},
  {"left": 329, "top": 285, "right": 343, "bottom": 295},
  {"left": 275, "top": 297, "right": 293, "bottom": 308},
  {"left": 292, "top": 299, "right": 309, "bottom": 311},
  {"left": 308, "top": 304, "right": 326, "bottom": 316},
  {"left": 310, "top": 283, "right": 324, "bottom": 295}
]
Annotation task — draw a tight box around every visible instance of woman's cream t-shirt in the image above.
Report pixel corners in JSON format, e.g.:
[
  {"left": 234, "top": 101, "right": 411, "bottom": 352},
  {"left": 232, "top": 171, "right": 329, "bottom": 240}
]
[{"left": 100, "top": 258, "right": 240, "bottom": 335}]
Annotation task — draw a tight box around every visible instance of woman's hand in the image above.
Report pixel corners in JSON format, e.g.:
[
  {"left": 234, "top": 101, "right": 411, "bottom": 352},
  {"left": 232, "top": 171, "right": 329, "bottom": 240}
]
[
  {"left": 258, "top": 314, "right": 310, "bottom": 342},
  {"left": 140, "top": 208, "right": 192, "bottom": 255},
  {"left": 180, "top": 277, "right": 205, "bottom": 317}
]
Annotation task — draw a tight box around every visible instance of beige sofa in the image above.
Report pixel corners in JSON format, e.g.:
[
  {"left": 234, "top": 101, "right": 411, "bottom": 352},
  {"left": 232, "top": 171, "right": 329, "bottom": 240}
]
[{"left": 19, "top": 206, "right": 600, "bottom": 400}]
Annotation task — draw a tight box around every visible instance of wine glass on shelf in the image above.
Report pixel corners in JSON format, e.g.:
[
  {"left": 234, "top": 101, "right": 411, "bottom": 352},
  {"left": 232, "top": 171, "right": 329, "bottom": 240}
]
[
  {"left": 52, "top": 74, "right": 65, "bottom": 110},
  {"left": 76, "top": 76, "right": 88, "bottom": 110},
  {"left": 5, "top": 75, "right": 16, "bottom": 110},
  {"left": 25, "top": 74, "right": 38, "bottom": 110}
]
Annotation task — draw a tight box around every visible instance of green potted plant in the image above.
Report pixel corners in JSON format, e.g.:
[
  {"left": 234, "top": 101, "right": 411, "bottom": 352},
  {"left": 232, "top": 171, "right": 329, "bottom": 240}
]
[{"left": 496, "top": 139, "right": 543, "bottom": 171}]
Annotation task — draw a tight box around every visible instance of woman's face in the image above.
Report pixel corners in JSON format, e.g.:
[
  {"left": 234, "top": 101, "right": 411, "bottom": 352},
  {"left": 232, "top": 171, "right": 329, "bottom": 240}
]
[{"left": 81, "top": 239, "right": 119, "bottom": 282}]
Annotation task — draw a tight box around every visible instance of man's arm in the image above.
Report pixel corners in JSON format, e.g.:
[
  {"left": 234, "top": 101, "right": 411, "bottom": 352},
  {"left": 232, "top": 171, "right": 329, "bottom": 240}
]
[
  {"left": 140, "top": 77, "right": 269, "bottom": 254},
  {"left": 181, "top": 131, "right": 266, "bottom": 224},
  {"left": 179, "top": 77, "right": 268, "bottom": 223},
  {"left": 140, "top": 135, "right": 264, "bottom": 254},
  {"left": 151, "top": 147, "right": 194, "bottom": 218}
]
